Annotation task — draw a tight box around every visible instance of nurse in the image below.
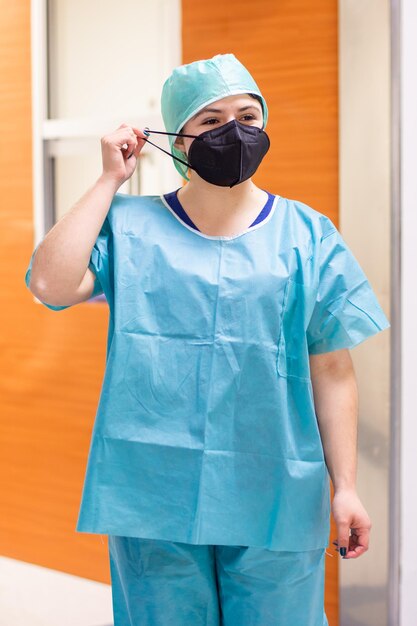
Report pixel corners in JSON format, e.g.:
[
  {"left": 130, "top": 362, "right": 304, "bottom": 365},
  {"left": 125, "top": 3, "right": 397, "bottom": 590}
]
[{"left": 25, "top": 54, "right": 390, "bottom": 625}]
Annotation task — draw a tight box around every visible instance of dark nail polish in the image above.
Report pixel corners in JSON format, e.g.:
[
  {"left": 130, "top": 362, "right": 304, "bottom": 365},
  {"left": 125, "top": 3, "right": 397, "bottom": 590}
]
[{"left": 340, "top": 547, "right": 347, "bottom": 557}]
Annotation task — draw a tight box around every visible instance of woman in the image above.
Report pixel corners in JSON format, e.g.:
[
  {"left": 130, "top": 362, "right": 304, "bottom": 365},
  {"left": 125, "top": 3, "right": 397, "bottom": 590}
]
[{"left": 25, "top": 53, "right": 390, "bottom": 625}]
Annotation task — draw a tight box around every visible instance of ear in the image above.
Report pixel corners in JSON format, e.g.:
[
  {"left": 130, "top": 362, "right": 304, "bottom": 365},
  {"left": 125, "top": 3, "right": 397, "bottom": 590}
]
[{"left": 173, "top": 136, "right": 185, "bottom": 152}]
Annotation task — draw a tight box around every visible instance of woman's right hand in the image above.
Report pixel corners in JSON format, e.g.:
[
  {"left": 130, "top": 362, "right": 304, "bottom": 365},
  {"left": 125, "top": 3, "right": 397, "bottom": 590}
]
[{"left": 100, "top": 123, "right": 148, "bottom": 186}]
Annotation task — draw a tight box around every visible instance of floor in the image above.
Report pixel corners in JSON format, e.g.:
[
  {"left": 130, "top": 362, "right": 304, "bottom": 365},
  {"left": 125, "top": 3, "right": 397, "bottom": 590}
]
[{"left": 0, "top": 556, "right": 113, "bottom": 625}]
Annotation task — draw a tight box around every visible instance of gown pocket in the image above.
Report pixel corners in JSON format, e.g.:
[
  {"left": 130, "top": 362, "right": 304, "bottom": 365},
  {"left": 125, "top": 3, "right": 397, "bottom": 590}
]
[{"left": 277, "top": 278, "right": 317, "bottom": 381}]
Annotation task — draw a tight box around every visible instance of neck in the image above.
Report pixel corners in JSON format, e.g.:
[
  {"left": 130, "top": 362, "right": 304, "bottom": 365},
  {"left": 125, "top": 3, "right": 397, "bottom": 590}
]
[
  {"left": 176, "top": 174, "right": 269, "bottom": 236},
  {"left": 178, "top": 176, "right": 263, "bottom": 215}
]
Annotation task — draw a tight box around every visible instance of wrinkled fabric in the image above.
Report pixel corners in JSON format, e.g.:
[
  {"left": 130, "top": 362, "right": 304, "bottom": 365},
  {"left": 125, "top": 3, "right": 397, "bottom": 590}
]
[
  {"left": 24, "top": 192, "right": 390, "bottom": 551},
  {"left": 161, "top": 53, "right": 268, "bottom": 180},
  {"left": 108, "top": 535, "right": 329, "bottom": 626}
]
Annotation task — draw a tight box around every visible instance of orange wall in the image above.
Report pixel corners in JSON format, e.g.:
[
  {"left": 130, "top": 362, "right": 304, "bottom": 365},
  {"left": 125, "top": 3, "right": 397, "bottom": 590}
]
[
  {"left": 182, "top": 0, "right": 339, "bottom": 227},
  {"left": 181, "top": 1, "right": 339, "bottom": 624},
  {"left": 0, "top": 1, "right": 339, "bottom": 616},
  {"left": 0, "top": 1, "right": 111, "bottom": 582}
]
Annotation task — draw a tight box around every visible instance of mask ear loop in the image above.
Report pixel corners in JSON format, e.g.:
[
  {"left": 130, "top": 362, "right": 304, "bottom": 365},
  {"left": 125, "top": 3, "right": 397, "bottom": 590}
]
[
  {"left": 141, "top": 127, "right": 202, "bottom": 169},
  {"left": 143, "top": 128, "right": 200, "bottom": 139}
]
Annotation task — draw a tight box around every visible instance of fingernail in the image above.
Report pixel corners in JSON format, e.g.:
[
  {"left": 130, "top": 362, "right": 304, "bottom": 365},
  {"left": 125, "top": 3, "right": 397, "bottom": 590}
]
[{"left": 340, "top": 547, "right": 347, "bottom": 557}]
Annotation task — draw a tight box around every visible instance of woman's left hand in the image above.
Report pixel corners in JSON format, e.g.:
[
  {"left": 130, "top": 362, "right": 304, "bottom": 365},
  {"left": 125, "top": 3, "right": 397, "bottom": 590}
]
[{"left": 331, "top": 488, "right": 372, "bottom": 559}]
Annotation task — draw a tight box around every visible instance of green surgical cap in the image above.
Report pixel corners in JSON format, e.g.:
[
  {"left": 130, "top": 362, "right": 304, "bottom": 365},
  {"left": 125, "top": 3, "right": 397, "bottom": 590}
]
[{"left": 161, "top": 53, "right": 269, "bottom": 180}]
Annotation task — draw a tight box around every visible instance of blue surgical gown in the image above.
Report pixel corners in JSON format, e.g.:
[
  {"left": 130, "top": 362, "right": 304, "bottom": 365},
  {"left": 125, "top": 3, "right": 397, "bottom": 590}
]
[{"left": 24, "top": 192, "right": 390, "bottom": 551}]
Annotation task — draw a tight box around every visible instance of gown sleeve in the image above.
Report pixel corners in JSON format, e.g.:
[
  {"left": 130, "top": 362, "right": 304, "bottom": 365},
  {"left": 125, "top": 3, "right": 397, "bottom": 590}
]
[
  {"left": 306, "top": 226, "right": 390, "bottom": 354},
  {"left": 24, "top": 214, "right": 111, "bottom": 312}
]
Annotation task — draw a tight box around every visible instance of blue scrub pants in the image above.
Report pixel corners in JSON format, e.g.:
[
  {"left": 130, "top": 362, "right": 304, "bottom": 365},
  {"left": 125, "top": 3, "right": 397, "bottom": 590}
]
[{"left": 108, "top": 535, "right": 329, "bottom": 625}]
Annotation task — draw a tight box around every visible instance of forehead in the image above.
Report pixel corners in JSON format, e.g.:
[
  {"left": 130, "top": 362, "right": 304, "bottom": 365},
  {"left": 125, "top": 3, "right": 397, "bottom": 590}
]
[{"left": 190, "top": 94, "right": 262, "bottom": 120}]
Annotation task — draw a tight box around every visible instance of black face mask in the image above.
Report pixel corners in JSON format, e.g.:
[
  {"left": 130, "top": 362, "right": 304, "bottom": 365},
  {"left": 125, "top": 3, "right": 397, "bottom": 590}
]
[{"left": 142, "top": 119, "right": 270, "bottom": 188}]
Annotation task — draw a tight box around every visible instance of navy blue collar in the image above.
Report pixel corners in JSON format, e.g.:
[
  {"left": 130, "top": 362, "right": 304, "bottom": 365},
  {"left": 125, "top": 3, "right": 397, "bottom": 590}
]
[{"left": 163, "top": 188, "right": 275, "bottom": 232}]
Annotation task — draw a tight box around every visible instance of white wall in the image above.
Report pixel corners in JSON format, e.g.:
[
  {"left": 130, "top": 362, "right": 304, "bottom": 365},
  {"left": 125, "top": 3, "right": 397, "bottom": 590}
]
[
  {"left": 340, "top": 1, "right": 417, "bottom": 624},
  {"left": 400, "top": 0, "right": 417, "bottom": 623},
  {"left": 45, "top": 0, "right": 182, "bottom": 221},
  {"left": 339, "top": 1, "right": 391, "bottom": 624}
]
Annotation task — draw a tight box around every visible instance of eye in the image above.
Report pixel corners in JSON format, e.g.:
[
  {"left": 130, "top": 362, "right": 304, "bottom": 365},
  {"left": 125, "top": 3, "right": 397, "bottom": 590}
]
[{"left": 202, "top": 118, "right": 219, "bottom": 125}]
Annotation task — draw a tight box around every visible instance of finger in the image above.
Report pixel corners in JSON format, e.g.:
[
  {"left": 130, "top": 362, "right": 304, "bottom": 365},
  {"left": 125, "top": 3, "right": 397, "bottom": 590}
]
[
  {"left": 345, "top": 544, "right": 367, "bottom": 559},
  {"left": 130, "top": 128, "right": 147, "bottom": 157},
  {"left": 131, "top": 143, "right": 142, "bottom": 159},
  {"left": 121, "top": 142, "right": 135, "bottom": 159},
  {"left": 351, "top": 527, "right": 370, "bottom": 551},
  {"left": 342, "top": 528, "right": 369, "bottom": 559},
  {"left": 119, "top": 136, "right": 135, "bottom": 150},
  {"left": 119, "top": 130, "right": 138, "bottom": 158},
  {"left": 337, "top": 522, "right": 351, "bottom": 557},
  {"left": 117, "top": 125, "right": 136, "bottom": 139},
  {"left": 131, "top": 126, "right": 149, "bottom": 141}
]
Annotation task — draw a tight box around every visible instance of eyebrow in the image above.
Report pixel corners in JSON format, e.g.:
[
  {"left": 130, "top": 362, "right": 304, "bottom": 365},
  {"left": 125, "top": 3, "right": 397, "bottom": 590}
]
[{"left": 192, "top": 104, "right": 261, "bottom": 120}]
